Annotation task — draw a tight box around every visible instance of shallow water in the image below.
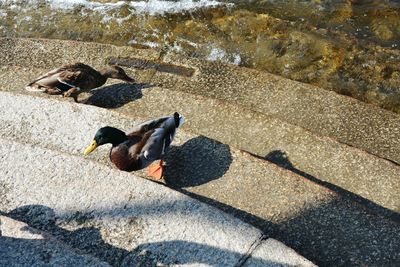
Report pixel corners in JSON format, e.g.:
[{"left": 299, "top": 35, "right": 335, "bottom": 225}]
[{"left": 1, "top": 0, "right": 399, "bottom": 113}]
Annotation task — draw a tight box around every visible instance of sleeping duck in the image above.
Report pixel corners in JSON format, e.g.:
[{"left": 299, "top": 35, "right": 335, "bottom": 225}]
[
  {"left": 25, "top": 62, "right": 135, "bottom": 102},
  {"left": 83, "top": 112, "right": 185, "bottom": 179}
]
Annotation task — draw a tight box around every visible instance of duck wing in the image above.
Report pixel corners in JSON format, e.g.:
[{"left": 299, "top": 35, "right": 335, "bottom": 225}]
[
  {"left": 141, "top": 128, "right": 168, "bottom": 161},
  {"left": 57, "top": 63, "right": 101, "bottom": 90},
  {"left": 26, "top": 66, "right": 68, "bottom": 91},
  {"left": 128, "top": 112, "right": 185, "bottom": 138},
  {"left": 27, "top": 63, "right": 99, "bottom": 91},
  {"left": 127, "top": 116, "right": 170, "bottom": 136},
  {"left": 127, "top": 112, "right": 185, "bottom": 168},
  {"left": 127, "top": 118, "right": 171, "bottom": 164}
]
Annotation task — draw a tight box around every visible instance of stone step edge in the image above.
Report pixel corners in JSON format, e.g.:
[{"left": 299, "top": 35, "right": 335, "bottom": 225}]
[
  {"left": 3, "top": 77, "right": 398, "bottom": 172},
  {"left": 1, "top": 93, "right": 393, "bottom": 224},
  {"left": 152, "top": 47, "right": 400, "bottom": 165},
  {"left": 0, "top": 90, "right": 336, "bottom": 194},
  {"left": 129, "top": 83, "right": 400, "bottom": 168},
  {"left": 3, "top": 76, "right": 400, "bottom": 214},
  {"left": 1, "top": 37, "right": 398, "bottom": 165},
  {"left": 0, "top": 131, "right": 333, "bottom": 203},
  {"left": 5, "top": 89, "right": 400, "bottom": 216},
  {"left": 0, "top": 138, "right": 317, "bottom": 267}
]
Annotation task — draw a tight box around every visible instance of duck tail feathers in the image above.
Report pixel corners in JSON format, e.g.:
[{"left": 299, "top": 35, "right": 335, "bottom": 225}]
[
  {"left": 179, "top": 115, "right": 185, "bottom": 128},
  {"left": 25, "top": 85, "right": 46, "bottom": 92},
  {"left": 173, "top": 112, "right": 185, "bottom": 128}
]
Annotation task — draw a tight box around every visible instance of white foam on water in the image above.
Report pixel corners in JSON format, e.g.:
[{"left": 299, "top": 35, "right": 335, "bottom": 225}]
[
  {"left": 204, "top": 45, "right": 242, "bottom": 65},
  {"left": 129, "top": 0, "right": 227, "bottom": 15},
  {"left": 0, "top": 0, "right": 229, "bottom": 15},
  {"left": 233, "top": 53, "right": 241, "bottom": 65},
  {"left": 206, "top": 47, "right": 226, "bottom": 61},
  {"left": 49, "top": 0, "right": 126, "bottom": 11},
  {"left": 128, "top": 39, "right": 160, "bottom": 48},
  {"left": 177, "top": 37, "right": 199, "bottom": 48}
]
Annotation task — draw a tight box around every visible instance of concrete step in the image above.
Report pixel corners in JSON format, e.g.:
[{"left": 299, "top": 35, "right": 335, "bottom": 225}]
[
  {"left": 150, "top": 51, "right": 400, "bottom": 165},
  {"left": 1, "top": 63, "right": 399, "bottom": 215},
  {"left": 2, "top": 37, "right": 399, "bottom": 165},
  {"left": 97, "top": 84, "right": 400, "bottom": 214},
  {"left": 0, "top": 138, "right": 315, "bottom": 267},
  {"left": 0, "top": 215, "right": 111, "bottom": 266},
  {"left": 0, "top": 91, "right": 398, "bottom": 266},
  {"left": 0, "top": 37, "right": 399, "bottom": 215}
]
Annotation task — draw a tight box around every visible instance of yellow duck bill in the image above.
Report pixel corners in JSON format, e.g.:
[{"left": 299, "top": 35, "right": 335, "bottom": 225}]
[{"left": 84, "top": 140, "right": 98, "bottom": 156}]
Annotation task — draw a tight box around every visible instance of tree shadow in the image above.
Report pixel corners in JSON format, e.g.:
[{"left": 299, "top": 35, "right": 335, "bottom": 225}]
[
  {"left": 122, "top": 240, "right": 279, "bottom": 267},
  {"left": 279, "top": 197, "right": 400, "bottom": 266},
  {"left": 0, "top": 236, "right": 109, "bottom": 266},
  {"left": 5, "top": 205, "right": 129, "bottom": 266},
  {"left": 2, "top": 204, "right": 280, "bottom": 267},
  {"left": 163, "top": 136, "right": 233, "bottom": 188},
  {"left": 84, "top": 82, "right": 155, "bottom": 109},
  {"left": 2, "top": 150, "right": 399, "bottom": 266},
  {"left": 265, "top": 150, "right": 400, "bottom": 222},
  {"left": 177, "top": 188, "right": 400, "bottom": 266}
]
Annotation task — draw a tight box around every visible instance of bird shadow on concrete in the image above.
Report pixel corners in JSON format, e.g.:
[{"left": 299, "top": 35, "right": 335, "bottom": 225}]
[
  {"left": 84, "top": 82, "right": 155, "bottom": 109},
  {"left": 265, "top": 150, "right": 400, "bottom": 222},
  {"left": 2, "top": 204, "right": 279, "bottom": 267},
  {"left": 162, "top": 136, "right": 233, "bottom": 188}
]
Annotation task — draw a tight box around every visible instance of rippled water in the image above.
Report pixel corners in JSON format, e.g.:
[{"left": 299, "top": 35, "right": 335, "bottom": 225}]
[{"left": 1, "top": 0, "right": 399, "bottom": 113}]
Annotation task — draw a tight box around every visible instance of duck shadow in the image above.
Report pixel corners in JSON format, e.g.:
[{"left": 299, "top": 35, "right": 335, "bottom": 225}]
[
  {"left": 163, "top": 136, "right": 233, "bottom": 188},
  {"left": 85, "top": 82, "right": 155, "bottom": 109}
]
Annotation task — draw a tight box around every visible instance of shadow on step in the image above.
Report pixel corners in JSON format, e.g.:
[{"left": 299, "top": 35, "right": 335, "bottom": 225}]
[
  {"left": 163, "top": 136, "right": 233, "bottom": 187},
  {"left": 265, "top": 150, "right": 400, "bottom": 222},
  {"left": 84, "top": 82, "right": 155, "bottom": 109},
  {"left": 122, "top": 240, "right": 275, "bottom": 266},
  {"left": 179, "top": 190, "right": 400, "bottom": 267},
  {"left": 3, "top": 191, "right": 400, "bottom": 267},
  {"left": 2, "top": 204, "right": 278, "bottom": 267},
  {"left": 0, "top": 236, "right": 109, "bottom": 266},
  {"left": 4, "top": 205, "right": 128, "bottom": 266}
]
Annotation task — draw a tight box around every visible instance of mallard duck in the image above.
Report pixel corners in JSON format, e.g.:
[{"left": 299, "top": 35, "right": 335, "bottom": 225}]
[
  {"left": 83, "top": 112, "right": 185, "bottom": 179},
  {"left": 25, "top": 62, "right": 135, "bottom": 102}
]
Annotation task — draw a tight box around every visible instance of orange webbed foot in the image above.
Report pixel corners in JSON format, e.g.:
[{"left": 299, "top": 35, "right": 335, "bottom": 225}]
[{"left": 148, "top": 160, "right": 163, "bottom": 179}]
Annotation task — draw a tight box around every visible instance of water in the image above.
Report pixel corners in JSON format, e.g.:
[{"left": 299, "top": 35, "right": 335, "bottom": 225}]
[{"left": 1, "top": 0, "right": 399, "bottom": 113}]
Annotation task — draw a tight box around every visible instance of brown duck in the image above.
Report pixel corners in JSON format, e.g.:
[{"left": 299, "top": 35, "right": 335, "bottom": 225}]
[
  {"left": 25, "top": 62, "right": 135, "bottom": 102},
  {"left": 83, "top": 112, "right": 185, "bottom": 179}
]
